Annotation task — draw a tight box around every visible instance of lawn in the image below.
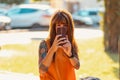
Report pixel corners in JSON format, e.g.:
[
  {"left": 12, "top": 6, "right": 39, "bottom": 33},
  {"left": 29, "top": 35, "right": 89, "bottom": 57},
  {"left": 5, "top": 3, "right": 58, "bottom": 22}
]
[{"left": 0, "top": 37, "right": 119, "bottom": 80}]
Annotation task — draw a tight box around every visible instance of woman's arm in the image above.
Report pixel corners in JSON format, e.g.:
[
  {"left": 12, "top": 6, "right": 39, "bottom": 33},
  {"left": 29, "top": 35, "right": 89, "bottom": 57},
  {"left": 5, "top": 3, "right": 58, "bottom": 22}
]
[
  {"left": 39, "top": 35, "right": 64, "bottom": 74},
  {"left": 39, "top": 40, "right": 55, "bottom": 74},
  {"left": 60, "top": 36, "right": 80, "bottom": 70},
  {"left": 68, "top": 53, "right": 80, "bottom": 70}
]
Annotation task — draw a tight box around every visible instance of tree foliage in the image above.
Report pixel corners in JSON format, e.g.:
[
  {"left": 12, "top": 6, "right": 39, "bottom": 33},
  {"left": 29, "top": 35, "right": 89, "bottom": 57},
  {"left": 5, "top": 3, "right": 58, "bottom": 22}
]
[
  {"left": 0, "top": 0, "right": 25, "bottom": 4},
  {"left": 32, "top": 0, "right": 49, "bottom": 1}
]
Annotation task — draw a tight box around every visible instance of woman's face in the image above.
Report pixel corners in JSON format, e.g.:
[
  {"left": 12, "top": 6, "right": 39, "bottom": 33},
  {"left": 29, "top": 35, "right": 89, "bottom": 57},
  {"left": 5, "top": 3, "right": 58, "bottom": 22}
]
[{"left": 56, "top": 22, "right": 67, "bottom": 28}]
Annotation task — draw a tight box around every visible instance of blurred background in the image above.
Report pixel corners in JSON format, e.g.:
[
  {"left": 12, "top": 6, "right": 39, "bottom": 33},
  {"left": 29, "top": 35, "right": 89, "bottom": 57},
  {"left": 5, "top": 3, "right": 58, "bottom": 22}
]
[
  {"left": 0, "top": 0, "right": 104, "bottom": 29},
  {"left": 0, "top": 0, "right": 119, "bottom": 80}
]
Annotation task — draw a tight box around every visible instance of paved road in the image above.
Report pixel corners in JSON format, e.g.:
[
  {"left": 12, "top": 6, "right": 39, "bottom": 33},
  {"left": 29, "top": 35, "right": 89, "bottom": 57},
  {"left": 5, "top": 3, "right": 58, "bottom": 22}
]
[{"left": 0, "top": 27, "right": 103, "bottom": 45}]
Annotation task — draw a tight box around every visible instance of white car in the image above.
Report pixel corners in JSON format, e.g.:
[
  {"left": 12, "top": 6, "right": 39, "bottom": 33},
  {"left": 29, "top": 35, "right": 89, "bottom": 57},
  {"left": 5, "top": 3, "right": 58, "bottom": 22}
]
[
  {"left": 0, "top": 16, "right": 11, "bottom": 30},
  {"left": 0, "top": 8, "right": 7, "bottom": 16},
  {"left": 72, "top": 8, "right": 101, "bottom": 26},
  {"left": 6, "top": 4, "right": 55, "bottom": 28}
]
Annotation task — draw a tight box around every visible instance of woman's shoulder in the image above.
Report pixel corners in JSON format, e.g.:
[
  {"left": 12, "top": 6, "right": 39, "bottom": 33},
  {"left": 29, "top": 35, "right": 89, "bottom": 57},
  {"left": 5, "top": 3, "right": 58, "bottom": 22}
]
[
  {"left": 40, "top": 38, "right": 49, "bottom": 44},
  {"left": 39, "top": 38, "right": 50, "bottom": 50},
  {"left": 39, "top": 40, "right": 47, "bottom": 49}
]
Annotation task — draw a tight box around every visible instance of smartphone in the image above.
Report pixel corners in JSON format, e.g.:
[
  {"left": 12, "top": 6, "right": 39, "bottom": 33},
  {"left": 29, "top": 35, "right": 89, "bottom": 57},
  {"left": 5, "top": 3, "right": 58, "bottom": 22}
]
[
  {"left": 56, "top": 27, "right": 67, "bottom": 46},
  {"left": 56, "top": 27, "right": 67, "bottom": 37}
]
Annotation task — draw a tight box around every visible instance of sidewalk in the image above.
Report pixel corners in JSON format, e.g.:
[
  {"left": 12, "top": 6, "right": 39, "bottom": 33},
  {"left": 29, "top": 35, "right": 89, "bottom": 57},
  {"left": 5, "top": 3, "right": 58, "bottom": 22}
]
[
  {"left": 0, "top": 70, "right": 39, "bottom": 80},
  {"left": 0, "top": 28, "right": 103, "bottom": 45}
]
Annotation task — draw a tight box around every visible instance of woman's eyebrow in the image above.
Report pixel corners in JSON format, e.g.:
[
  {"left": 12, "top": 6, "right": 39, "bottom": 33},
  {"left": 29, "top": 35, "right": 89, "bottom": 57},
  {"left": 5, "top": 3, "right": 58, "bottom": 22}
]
[
  {"left": 62, "top": 22, "right": 67, "bottom": 25},
  {"left": 63, "top": 23, "right": 68, "bottom": 25}
]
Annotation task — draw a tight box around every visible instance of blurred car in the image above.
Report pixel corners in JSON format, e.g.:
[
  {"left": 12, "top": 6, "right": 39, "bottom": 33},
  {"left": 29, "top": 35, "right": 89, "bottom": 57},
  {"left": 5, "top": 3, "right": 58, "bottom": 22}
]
[
  {"left": 72, "top": 8, "right": 101, "bottom": 26},
  {"left": 6, "top": 4, "right": 55, "bottom": 28},
  {"left": 0, "top": 8, "right": 7, "bottom": 16},
  {"left": 0, "top": 15, "right": 11, "bottom": 30}
]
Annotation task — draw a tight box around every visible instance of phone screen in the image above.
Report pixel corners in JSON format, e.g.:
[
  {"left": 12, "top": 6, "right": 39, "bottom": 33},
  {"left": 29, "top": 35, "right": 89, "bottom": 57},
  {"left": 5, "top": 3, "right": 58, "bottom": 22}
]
[
  {"left": 56, "top": 27, "right": 67, "bottom": 37},
  {"left": 56, "top": 27, "right": 67, "bottom": 46}
]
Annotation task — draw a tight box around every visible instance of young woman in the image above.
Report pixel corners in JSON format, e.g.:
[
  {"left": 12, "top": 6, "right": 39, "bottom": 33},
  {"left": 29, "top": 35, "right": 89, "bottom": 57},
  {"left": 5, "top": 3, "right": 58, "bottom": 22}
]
[{"left": 38, "top": 9, "right": 80, "bottom": 80}]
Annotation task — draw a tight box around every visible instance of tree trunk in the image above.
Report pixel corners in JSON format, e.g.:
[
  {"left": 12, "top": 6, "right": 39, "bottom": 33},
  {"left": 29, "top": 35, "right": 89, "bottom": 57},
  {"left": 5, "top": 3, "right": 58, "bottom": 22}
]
[{"left": 104, "top": 0, "right": 120, "bottom": 53}]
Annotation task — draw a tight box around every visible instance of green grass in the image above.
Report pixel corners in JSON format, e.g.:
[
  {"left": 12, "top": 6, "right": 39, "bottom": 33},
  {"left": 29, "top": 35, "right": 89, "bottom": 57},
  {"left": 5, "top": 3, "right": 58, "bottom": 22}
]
[
  {"left": 0, "top": 37, "right": 119, "bottom": 80},
  {"left": 0, "top": 41, "right": 40, "bottom": 75}
]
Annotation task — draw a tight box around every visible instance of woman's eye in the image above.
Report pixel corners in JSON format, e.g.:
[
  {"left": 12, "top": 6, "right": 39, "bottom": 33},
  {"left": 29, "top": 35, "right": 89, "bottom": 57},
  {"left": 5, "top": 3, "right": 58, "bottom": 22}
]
[{"left": 64, "top": 24, "right": 68, "bottom": 27}]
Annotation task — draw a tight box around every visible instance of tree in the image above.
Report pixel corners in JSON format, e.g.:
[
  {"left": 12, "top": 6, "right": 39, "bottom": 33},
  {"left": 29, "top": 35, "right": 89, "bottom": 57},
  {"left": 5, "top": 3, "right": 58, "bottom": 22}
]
[
  {"left": 104, "top": 0, "right": 120, "bottom": 53},
  {"left": 0, "top": 0, "right": 25, "bottom": 4}
]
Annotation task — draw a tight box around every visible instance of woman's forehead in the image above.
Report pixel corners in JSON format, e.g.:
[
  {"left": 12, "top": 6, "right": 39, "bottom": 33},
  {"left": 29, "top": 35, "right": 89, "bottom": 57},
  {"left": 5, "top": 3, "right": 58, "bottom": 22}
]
[
  {"left": 56, "top": 21, "right": 67, "bottom": 25},
  {"left": 55, "top": 17, "right": 68, "bottom": 24}
]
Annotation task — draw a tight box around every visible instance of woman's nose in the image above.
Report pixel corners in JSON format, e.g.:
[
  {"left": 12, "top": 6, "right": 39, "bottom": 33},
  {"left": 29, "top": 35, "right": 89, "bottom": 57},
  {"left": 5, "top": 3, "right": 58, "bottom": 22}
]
[{"left": 59, "top": 24, "right": 64, "bottom": 27}]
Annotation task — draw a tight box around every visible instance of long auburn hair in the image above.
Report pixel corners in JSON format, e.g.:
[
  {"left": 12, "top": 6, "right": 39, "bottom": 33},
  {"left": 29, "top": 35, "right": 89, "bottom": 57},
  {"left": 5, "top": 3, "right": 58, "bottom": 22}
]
[{"left": 48, "top": 9, "right": 78, "bottom": 54}]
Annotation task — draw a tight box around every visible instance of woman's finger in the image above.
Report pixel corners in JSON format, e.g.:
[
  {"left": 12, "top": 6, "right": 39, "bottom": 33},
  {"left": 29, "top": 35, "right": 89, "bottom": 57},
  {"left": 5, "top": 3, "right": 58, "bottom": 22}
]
[
  {"left": 57, "top": 40, "right": 65, "bottom": 46},
  {"left": 57, "top": 37, "right": 66, "bottom": 43},
  {"left": 55, "top": 35, "right": 62, "bottom": 40},
  {"left": 63, "top": 43, "right": 69, "bottom": 47}
]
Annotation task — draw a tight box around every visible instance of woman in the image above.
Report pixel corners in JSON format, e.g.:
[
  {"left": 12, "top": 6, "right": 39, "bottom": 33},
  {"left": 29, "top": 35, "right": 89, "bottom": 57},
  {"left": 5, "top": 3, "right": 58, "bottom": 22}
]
[{"left": 38, "top": 9, "right": 80, "bottom": 80}]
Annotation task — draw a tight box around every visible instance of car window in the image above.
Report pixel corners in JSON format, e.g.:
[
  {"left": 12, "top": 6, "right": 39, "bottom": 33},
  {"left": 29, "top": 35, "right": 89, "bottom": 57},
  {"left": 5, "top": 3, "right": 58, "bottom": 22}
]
[
  {"left": 89, "top": 11, "right": 98, "bottom": 15},
  {"left": 0, "top": 10, "right": 6, "bottom": 15},
  {"left": 19, "top": 8, "right": 39, "bottom": 14},
  {"left": 7, "top": 8, "right": 39, "bottom": 15},
  {"left": 77, "top": 11, "right": 89, "bottom": 16},
  {"left": 7, "top": 7, "right": 21, "bottom": 15},
  {"left": 76, "top": 10, "right": 98, "bottom": 16}
]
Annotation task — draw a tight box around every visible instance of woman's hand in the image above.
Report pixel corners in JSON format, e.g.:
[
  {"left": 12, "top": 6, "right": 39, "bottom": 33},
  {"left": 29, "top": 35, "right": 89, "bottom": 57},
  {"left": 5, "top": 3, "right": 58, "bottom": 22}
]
[
  {"left": 51, "top": 35, "right": 66, "bottom": 52},
  {"left": 60, "top": 36, "right": 72, "bottom": 57}
]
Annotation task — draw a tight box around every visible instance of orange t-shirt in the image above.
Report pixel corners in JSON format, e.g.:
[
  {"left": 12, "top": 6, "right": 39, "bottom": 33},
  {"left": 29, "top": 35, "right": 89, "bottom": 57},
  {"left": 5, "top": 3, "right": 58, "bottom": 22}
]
[{"left": 40, "top": 39, "right": 76, "bottom": 80}]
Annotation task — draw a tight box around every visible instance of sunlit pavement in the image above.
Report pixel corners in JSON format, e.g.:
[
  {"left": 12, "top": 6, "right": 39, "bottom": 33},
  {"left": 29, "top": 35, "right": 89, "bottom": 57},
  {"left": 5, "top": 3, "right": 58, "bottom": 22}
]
[
  {"left": 0, "top": 27, "right": 103, "bottom": 45},
  {"left": 0, "top": 70, "right": 39, "bottom": 80}
]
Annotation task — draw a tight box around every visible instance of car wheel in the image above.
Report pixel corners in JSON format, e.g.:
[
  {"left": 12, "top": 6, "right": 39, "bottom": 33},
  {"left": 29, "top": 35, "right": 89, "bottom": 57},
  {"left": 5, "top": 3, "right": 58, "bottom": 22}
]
[
  {"left": 74, "top": 20, "right": 85, "bottom": 26},
  {"left": 4, "top": 25, "right": 11, "bottom": 30},
  {"left": 31, "top": 23, "right": 41, "bottom": 28}
]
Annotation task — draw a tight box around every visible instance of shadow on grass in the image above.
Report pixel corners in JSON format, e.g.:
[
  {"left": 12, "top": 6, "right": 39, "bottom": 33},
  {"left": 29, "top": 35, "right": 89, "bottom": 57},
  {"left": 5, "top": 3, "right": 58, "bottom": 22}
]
[
  {"left": 1, "top": 26, "right": 49, "bottom": 33},
  {"left": 29, "top": 26, "right": 49, "bottom": 31},
  {"left": 106, "top": 51, "right": 119, "bottom": 62},
  {"left": 31, "top": 38, "right": 45, "bottom": 40},
  {"left": 113, "top": 67, "right": 120, "bottom": 79},
  {"left": 106, "top": 51, "right": 119, "bottom": 79}
]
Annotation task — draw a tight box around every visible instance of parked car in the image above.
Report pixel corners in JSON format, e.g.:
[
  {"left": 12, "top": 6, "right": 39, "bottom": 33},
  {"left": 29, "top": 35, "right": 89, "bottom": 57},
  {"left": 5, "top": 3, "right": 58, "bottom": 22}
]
[
  {"left": 6, "top": 4, "right": 55, "bottom": 28},
  {"left": 0, "top": 8, "right": 7, "bottom": 16},
  {"left": 72, "top": 8, "right": 101, "bottom": 26},
  {"left": 0, "top": 15, "right": 11, "bottom": 30}
]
